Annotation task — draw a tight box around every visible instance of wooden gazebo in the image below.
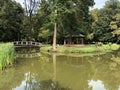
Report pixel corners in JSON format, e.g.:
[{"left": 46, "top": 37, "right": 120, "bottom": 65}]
[{"left": 64, "top": 34, "right": 84, "bottom": 46}]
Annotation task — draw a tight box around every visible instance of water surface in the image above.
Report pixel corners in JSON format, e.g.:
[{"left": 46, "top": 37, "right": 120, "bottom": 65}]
[{"left": 0, "top": 49, "right": 120, "bottom": 90}]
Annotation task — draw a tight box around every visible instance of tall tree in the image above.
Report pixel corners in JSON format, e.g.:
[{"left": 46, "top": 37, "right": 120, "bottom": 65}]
[
  {"left": 0, "top": 0, "right": 24, "bottom": 41},
  {"left": 110, "top": 14, "right": 120, "bottom": 42},
  {"left": 91, "top": 0, "right": 120, "bottom": 43},
  {"left": 24, "top": 0, "right": 38, "bottom": 40},
  {"left": 37, "top": 0, "right": 94, "bottom": 49}
]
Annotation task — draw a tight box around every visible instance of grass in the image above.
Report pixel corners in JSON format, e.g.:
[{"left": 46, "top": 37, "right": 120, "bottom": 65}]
[
  {"left": 0, "top": 43, "right": 15, "bottom": 69},
  {"left": 40, "top": 43, "right": 120, "bottom": 54}
]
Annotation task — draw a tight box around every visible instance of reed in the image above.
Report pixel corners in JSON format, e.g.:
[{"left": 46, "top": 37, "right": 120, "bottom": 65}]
[{"left": 0, "top": 43, "right": 15, "bottom": 69}]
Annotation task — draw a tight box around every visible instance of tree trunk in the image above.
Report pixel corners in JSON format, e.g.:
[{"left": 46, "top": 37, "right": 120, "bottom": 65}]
[
  {"left": 69, "top": 34, "right": 72, "bottom": 44},
  {"left": 53, "top": 23, "right": 57, "bottom": 52},
  {"left": 29, "top": 12, "right": 32, "bottom": 41}
]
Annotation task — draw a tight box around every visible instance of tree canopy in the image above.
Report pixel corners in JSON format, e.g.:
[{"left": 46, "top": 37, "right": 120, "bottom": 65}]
[
  {"left": 0, "top": 0, "right": 24, "bottom": 41},
  {"left": 35, "top": 0, "right": 94, "bottom": 44},
  {"left": 90, "top": 0, "right": 120, "bottom": 43},
  {"left": 2, "top": 0, "right": 120, "bottom": 44}
]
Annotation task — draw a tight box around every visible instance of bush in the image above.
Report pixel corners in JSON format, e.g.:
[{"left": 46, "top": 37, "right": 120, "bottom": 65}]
[
  {"left": 103, "top": 43, "right": 120, "bottom": 51},
  {"left": 111, "top": 43, "right": 120, "bottom": 50}
]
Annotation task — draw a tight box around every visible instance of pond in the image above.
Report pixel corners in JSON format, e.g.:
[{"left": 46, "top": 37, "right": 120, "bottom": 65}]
[{"left": 0, "top": 48, "right": 120, "bottom": 90}]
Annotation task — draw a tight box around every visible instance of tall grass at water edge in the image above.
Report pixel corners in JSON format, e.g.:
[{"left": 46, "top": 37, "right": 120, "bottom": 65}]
[{"left": 0, "top": 43, "right": 15, "bottom": 69}]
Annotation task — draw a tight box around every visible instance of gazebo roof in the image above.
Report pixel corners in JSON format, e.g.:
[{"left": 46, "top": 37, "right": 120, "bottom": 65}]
[{"left": 65, "top": 34, "right": 84, "bottom": 38}]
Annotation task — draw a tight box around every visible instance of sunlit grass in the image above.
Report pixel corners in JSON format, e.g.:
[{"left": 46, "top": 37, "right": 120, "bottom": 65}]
[
  {"left": 41, "top": 43, "right": 120, "bottom": 54},
  {"left": 0, "top": 43, "right": 15, "bottom": 69},
  {"left": 103, "top": 43, "right": 120, "bottom": 51}
]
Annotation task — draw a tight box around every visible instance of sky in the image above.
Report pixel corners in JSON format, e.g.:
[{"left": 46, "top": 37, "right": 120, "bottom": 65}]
[
  {"left": 93, "top": 0, "right": 107, "bottom": 9},
  {"left": 15, "top": 0, "right": 107, "bottom": 9}
]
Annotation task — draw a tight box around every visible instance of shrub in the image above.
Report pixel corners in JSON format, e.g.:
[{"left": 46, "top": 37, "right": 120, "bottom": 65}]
[{"left": 111, "top": 43, "right": 120, "bottom": 50}]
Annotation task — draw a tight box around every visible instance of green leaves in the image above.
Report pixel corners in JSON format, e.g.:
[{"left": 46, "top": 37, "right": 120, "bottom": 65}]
[
  {"left": 0, "top": 0, "right": 24, "bottom": 41},
  {"left": 110, "top": 14, "right": 120, "bottom": 35},
  {"left": 91, "top": 0, "right": 120, "bottom": 43},
  {"left": 35, "top": 0, "right": 94, "bottom": 44}
]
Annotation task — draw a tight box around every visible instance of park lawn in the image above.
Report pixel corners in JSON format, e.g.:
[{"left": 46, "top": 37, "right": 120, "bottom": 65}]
[{"left": 40, "top": 43, "right": 120, "bottom": 54}]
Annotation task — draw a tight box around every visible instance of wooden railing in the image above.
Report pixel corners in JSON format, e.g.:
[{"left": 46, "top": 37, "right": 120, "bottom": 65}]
[{"left": 14, "top": 41, "right": 41, "bottom": 47}]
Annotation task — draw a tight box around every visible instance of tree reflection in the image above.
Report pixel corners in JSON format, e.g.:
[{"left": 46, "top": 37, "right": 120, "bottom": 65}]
[
  {"left": 86, "top": 53, "right": 120, "bottom": 90},
  {"left": 13, "top": 72, "right": 71, "bottom": 90},
  {"left": 52, "top": 53, "right": 57, "bottom": 81},
  {"left": 38, "top": 80, "right": 71, "bottom": 90},
  {"left": 110, "top": 55, "right": 120, "bottom": 70},
  {"left": 5, "top": 51, "right": 120, "bottom": 90},
  {"left": 13, "top": 53, "right": 72, "bottom": 90}
]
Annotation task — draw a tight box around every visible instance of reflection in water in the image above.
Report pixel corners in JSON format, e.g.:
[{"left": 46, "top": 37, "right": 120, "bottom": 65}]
[
  {"left": 118, "top": 86, "right": 120, "bottom": 90},
  {"left": 15, "top": 47, "right": 41, "bottom": 58},
  {"left": 88, "top": 80, "right": 107, "bottom": 90},
  {"left": 53, "top": 53, "right": 57, "bottom": 81},
  {"left": 12, "top": 52, "right": 71, "bottom": 90},
  {"left": 16, "top": 53, "right": 41, "bottom": 58},
  {"left": 13, "top": 72, "right": 40, "bottom": 90},
  {"left": 1, "top": 49, "right": 120, "bottom": 89},
  {"left": 15, "top": 47, "right": 40, "bottom": 54},
  {"left": 13, "top": 72, "right": 71, "bottom": 90},
  {"left": 109, "top": 55, "right": 120, "bottom": 70}
]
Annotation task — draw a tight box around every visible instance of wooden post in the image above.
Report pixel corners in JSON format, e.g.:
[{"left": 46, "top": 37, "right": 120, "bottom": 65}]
[
  {"left": 81, "top": 38, "right": 84, "bottom": 45},
  {"left": 21, "top": 41, "right": 23, "bottom": 45},
  {"left": 69, "top": 35, "right": 72, "bottom": 44},
  {"left": 64, "top": 40, "right": 66, "bottom": 45},
  {"left": 76, "top": 38, "right": 78, "bottom": 44}
]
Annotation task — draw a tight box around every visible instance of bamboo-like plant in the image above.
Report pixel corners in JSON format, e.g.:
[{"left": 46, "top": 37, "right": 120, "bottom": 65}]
[{"left": 0, "top": 43, "right": 15, "bottom": 69}]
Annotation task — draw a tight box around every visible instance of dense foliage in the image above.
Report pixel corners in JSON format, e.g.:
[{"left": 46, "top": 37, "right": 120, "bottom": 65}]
[
  {"left": 90, "top": 0, "right": 120, "bottom": 43},
  {"left": 0, "top": 0, "right": 24, "bottom": 41},
  {"left": 0, "top": 0, "right": 94, "bottom": 43},
  {"left": 29, "top": 0, "right": 94, "bottom": 44},
  {"left": 1, "top": 0, "right": 120, "bottom": 44}
]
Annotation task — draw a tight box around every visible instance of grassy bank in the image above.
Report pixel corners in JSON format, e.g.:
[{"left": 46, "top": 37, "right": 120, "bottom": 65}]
[
  {"left": 40, "top": 43, "right": 120, "bottom": 54},
  {"left": 0, "top": 43, "right": 15, "bottom": 69}
]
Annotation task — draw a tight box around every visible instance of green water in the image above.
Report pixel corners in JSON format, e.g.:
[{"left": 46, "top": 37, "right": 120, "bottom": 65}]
[{"left": 0, "top": 49, "right": 120, "bottom": 90}]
